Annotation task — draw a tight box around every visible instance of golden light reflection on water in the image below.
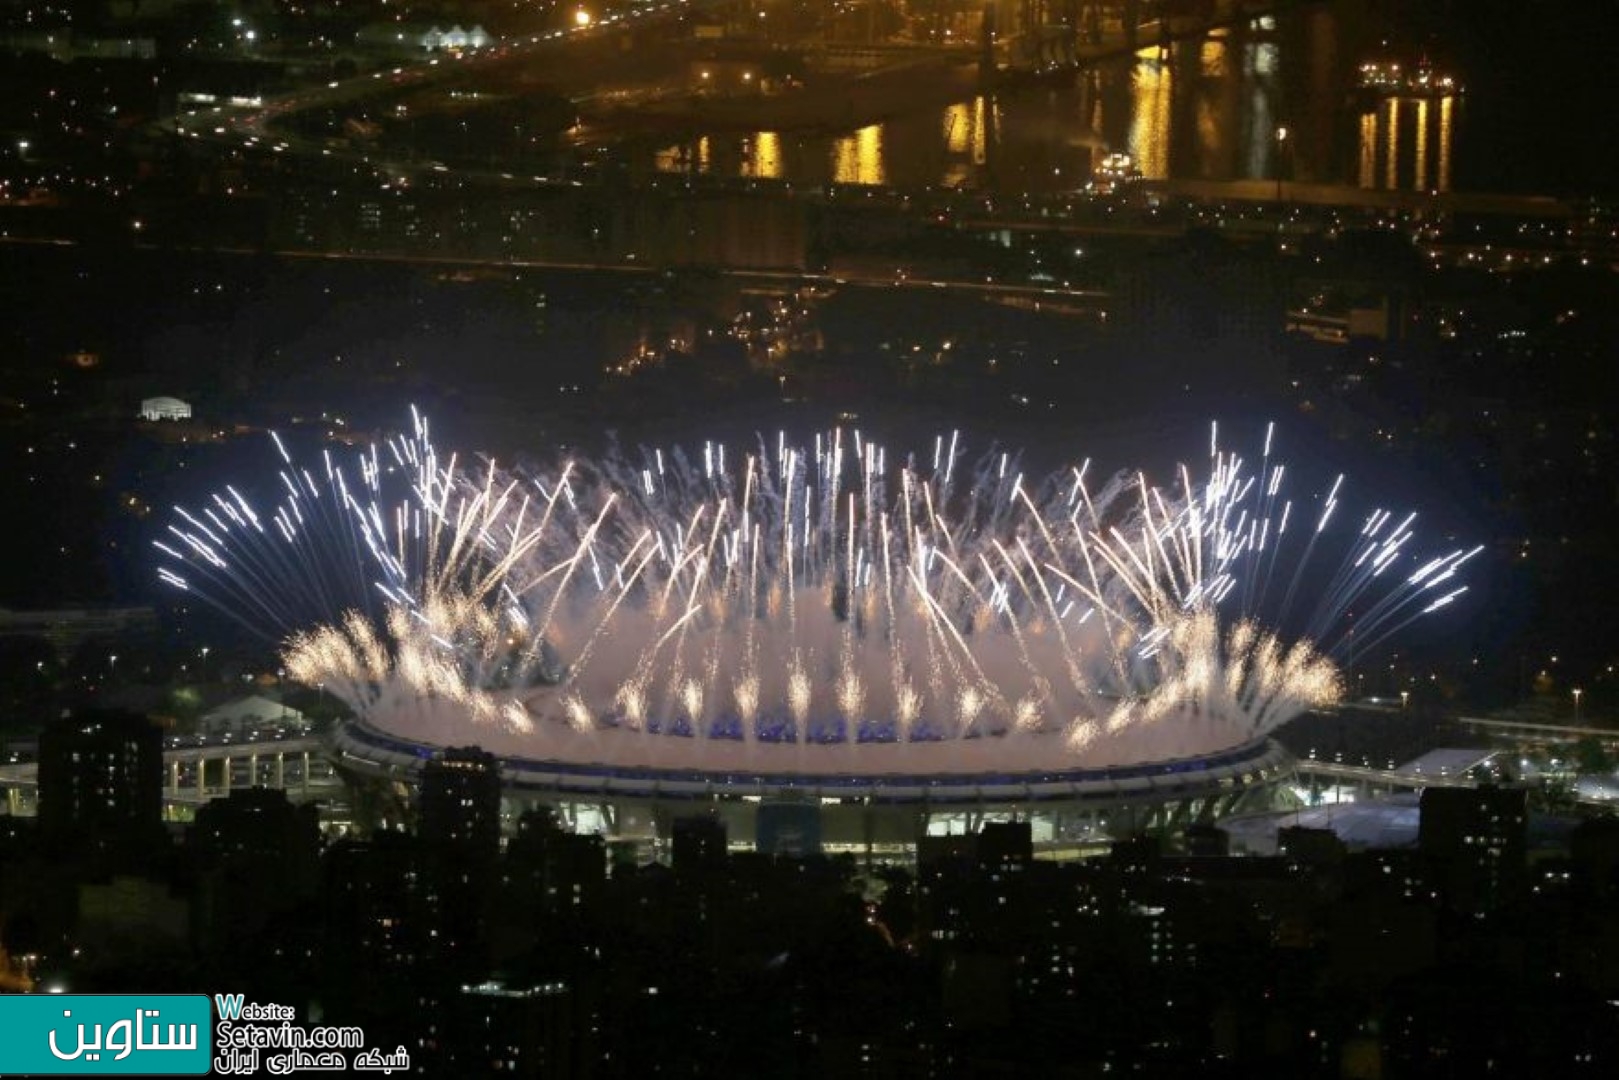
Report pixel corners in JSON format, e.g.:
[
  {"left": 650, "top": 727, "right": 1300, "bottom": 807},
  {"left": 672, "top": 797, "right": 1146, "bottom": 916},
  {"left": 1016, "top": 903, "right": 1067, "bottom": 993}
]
[
  {"left": 941, "top": 97, "right": 990, "bottom": 164},
  {"left": 976, "top": 96, "right": 992, "bottom": 166},
  {"left": 1383, "top": 98, "right": 1399, "bottom": 190},
  {"left": 1130, "top": 47, "right": 1172, "bottom": 180},
  {"left": 652, "top": 135, "right": 713, "bottom": 175},
  {"left": 653, "top": 144, "right": 683, "bottom": 173},
  {"left": 1437, "top": 95, "right": 1452, "bottom": 193},
  {"left": 1195, "top": 34, "right": 1229, "bottom": 158},
  {"left": 944, "top": 101, "right": 970, "bottom": 155},
  {"left": 1197, "top": 96, "right": 1220, "bottom": 163},
  {"left": 940, "top": 97, "right": 991, "bottom": 187},
  {"left": 1358, "top": 111, "right": 1376, "bottom": 189},
  {"left": 1413, "top": 98, "right": 1428, "bottom": 191},
  {"left": 748, "top": 131, "right": 782, "bottom": 179},
  {"left": 640, "top": 34, "right": 1451, "bottom": 192},
  {"left": 1357, "top": 94, "right": 1455, "bottom": 192},
  {"left": 832, "top": 124, "right": 885, "bottom": 185}
]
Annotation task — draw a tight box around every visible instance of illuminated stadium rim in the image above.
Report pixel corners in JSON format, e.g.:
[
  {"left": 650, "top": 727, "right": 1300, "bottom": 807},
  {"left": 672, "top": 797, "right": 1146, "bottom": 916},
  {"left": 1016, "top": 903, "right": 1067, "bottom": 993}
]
[{"left": 333, "top": 720, "right": 1293, "bottom": 806}]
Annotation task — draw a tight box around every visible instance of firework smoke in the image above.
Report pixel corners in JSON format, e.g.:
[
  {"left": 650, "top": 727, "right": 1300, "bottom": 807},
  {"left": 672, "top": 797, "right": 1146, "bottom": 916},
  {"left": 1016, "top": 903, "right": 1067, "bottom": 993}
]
[{"left": 156, "top": 413, "right": 1477, "bottom": 772}]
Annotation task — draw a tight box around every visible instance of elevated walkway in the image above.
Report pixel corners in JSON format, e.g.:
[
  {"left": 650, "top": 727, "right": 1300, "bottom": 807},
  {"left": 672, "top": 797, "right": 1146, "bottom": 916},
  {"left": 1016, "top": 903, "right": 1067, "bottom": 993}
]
[{"left": 0, "top": 735, "right": 342, "bottom": 817}]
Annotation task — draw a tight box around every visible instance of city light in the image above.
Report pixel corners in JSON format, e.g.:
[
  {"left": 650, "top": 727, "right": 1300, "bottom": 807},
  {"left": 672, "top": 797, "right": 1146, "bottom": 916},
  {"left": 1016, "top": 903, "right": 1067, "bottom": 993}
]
[{"left": 0, "top": 1, "right": 1614, "bottom": 1069}]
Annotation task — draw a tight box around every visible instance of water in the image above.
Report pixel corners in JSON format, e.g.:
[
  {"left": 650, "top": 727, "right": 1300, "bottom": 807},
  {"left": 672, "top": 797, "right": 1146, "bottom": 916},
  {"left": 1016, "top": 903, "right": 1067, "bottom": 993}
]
[
  {"left": 599, "top": 7, "right": 1472, "bottom": 196},
  {"left": 579, "top": 0, "right": 1619, "bottom": 200}
]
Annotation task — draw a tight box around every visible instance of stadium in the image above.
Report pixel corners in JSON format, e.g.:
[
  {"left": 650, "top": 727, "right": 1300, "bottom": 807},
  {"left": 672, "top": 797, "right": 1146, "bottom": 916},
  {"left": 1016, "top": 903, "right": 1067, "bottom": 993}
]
[
  {"left": 331, "top": 717, "right": 1297, "bottom": 856},
  {"left": 159, "top": 415, "right": 1473, "bottom": 857}
]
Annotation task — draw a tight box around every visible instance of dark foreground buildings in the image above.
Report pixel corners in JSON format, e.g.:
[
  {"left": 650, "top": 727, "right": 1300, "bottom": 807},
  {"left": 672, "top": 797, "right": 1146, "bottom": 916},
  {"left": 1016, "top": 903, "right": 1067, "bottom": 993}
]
[
  {"left": 5, "top": 738, "right": 1619, "bottom": 1076},
  {"left": 37, "top": 708, "right": 164, "bottom": 866}
]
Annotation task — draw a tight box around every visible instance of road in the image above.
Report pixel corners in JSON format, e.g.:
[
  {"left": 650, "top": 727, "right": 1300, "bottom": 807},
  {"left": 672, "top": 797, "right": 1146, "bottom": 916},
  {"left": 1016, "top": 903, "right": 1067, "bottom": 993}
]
[
  {"left": 0, "top": 232, "right": 1113, "bottom": 307},
  {"left": 164, "top": 1, "right": 705, "bottom": 189}
]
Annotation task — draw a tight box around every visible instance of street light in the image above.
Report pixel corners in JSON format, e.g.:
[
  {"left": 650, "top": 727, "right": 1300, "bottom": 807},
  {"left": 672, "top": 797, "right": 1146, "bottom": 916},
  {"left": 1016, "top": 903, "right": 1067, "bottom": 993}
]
[
  {"left": 1274, "top": 126, "right": 1288, "bottom": 204},
  {"left": 1573, "top": 687, "right": 1583, "bottom": 724},
  {"left": 1400, "top": 690, "right": 1409, "bottom": 711}
]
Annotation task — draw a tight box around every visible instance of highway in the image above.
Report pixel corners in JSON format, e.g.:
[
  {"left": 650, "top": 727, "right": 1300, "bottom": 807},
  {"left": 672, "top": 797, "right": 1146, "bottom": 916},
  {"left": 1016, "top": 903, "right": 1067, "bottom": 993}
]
[
  {"left": 165, "top": 1, "right": 707, "bottom": 185},
  {"left": 0, "top": 232, "right": 1112, "bottom": 307}
]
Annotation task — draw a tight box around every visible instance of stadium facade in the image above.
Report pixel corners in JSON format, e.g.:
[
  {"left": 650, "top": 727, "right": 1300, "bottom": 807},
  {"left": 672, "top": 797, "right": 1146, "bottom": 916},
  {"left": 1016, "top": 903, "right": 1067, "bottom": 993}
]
[{"left": 332, "top": 719, "right": 1298, "bottom": 859}]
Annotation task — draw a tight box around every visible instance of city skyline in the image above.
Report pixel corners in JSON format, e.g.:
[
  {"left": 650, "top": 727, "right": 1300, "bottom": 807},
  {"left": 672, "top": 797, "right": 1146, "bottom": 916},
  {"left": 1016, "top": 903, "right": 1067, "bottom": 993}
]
[{"left": 0, "top": 0, "right": 1616, "bottom": 1075}]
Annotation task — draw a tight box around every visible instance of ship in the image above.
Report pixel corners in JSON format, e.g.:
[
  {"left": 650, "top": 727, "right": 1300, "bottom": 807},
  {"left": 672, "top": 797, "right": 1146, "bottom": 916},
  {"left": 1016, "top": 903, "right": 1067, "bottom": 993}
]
[
  {"left": 1356, "top": 58, "right": 1461, "bottom": 99},
  {"left": 1087, "top": 151, "right": 1142, "bottom": 196}
]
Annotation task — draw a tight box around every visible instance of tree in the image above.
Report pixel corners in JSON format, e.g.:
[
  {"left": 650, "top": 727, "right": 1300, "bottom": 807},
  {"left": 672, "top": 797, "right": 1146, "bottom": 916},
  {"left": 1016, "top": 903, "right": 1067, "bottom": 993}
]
[
  {"left": 1572, "top": 736, "right": 1614, "bottom": 775},
  {"left": 0, "top": 636, "right": 61, "bottom": 731}
]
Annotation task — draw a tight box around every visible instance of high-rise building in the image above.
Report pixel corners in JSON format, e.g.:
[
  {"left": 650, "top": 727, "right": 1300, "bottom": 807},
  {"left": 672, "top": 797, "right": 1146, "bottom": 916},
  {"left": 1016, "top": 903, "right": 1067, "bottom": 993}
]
[
  {"left": 671, "top": 815, "right": 727, "bottom": 875},
  {"left": 418, "top": 746, "right": 502, "bottom": 860},
  {"left": 1418, "top": 785, "right": 1527, "bottom": 916},
  {"left": 977, "top": 821, "right": 1033, "bottom": 877},
  {"left": 321, "top": 829, "right": 423, "bottom": 1055},
  {"left": 450, "top": 978, "right": 574, "bottom": 1078},
  {"left": 190, "top": 788, "right": 321, "bottom": 954},
  {"left": 324, "top": 831, "right": 421, "bottom": 977},
  {"left": 417, "top": 747, "right": 502, "bottom": 973},
  {"left": 193, "top": 786, "right": 319, "bottom": 863},
  {"left": 37, "top": 709, "right": 162, "bottom": 862},
  {"left": 505, "top": 809, "right": 605, "bottom": 917},
  {"left": 1569, "top": 817, "right": 1619, "bottom": 904}
]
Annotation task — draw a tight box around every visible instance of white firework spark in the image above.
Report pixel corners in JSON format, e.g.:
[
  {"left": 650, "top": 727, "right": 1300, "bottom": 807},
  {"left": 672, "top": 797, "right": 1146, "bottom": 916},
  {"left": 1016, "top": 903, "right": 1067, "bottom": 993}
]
[{"left": 155, "top": 414, "right": 1478, "bottom": 772}]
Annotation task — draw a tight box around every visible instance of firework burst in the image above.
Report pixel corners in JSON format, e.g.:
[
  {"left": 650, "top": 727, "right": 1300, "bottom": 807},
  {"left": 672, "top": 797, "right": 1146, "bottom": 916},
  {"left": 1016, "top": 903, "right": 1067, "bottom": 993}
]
[{"left": 156, "top": 413, "right": 1477, "bottom": 771}]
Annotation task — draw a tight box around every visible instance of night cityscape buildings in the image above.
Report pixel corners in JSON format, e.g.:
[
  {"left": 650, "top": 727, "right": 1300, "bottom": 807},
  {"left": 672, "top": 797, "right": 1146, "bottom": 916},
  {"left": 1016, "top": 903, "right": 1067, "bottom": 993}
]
[
  {"left": 37, "top": 707, "right": 165, "bottom": 865},
  {"left": 1, "top": 0, "right": 1617, "bottom": 1074}
]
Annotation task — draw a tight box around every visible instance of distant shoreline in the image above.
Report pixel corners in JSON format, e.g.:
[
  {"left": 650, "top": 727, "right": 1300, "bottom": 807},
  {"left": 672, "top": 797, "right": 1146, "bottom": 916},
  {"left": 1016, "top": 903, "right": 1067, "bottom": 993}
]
[{"left": 581, "top": 57, "right": 980, "bottom": 138}]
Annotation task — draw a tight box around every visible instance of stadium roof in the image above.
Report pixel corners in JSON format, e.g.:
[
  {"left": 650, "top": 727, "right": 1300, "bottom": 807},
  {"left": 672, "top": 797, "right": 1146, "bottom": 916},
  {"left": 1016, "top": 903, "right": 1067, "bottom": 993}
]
[
  {"left": 1396, "top": 747, "right": 1498, "bottom": 779},
  {"left": 1224, "top": 796, "right": 1424, "bottom": 854},
  {"left": 1225, "top": 793, "right": 1579, "bottom": 855}
]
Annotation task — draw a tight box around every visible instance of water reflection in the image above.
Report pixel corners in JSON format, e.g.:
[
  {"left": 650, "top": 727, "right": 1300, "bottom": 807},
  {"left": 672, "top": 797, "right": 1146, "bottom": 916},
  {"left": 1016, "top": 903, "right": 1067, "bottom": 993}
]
[
  {"left": 941, "top": 98, "right": 992, "bottom": 188},
  {"left": 747, "top": 131, "right": 782, "bottom": 180},
  {"left": 1384, "top": 98, "right": 1399, "bottom": 189},
  {"left": 633, "top": 12, "right": 1457, "bottom": 194},
  {"left": 1358, "top": 112, "right": 1376, "bottom": 189},
  {"left": 1414, "top": 98, "right": 1428, "bottom": 193},
  {"left": 1243, "top": 39, "right": 1280, "bottom": 178},
  {"left": 1130, "top": 48, "right": 1172, "bottom": 180},
  {"left": 942, "top": 98, "right": 990, "bottom": 165},
  {"left": 832, "top": 125, "right": 885, "bottom": 186},
  {"left": 1357, "top": 92, "right": 1458, "bottom": 192},
  {"left": 1437, "top": 95, "right": 1452, "bottom": 192}
]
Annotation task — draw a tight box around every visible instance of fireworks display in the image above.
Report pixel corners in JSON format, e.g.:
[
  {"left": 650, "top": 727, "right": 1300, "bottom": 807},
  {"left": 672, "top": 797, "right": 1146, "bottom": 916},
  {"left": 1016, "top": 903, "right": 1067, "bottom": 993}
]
[{"left": 155, "top": 412, "right": 1477, "bottom": 773}]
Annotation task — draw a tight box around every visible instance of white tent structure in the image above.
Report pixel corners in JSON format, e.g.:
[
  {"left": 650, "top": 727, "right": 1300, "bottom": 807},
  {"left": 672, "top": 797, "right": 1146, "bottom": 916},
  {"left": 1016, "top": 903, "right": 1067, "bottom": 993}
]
[
  {"left": 200, "top": 694, "right": 306, "bottom": 735},
  {"left": 139, "top": 396, "right": 191, "bottom": 421}
]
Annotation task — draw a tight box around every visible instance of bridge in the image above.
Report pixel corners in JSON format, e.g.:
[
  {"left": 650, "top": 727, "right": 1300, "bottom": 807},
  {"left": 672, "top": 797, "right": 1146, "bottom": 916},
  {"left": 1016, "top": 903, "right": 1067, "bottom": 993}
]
[
  {"left": 1292, "top": 757, "right": 1480, "bottom": 801},
  {"left": 994, "top": 0, "right": 1281, "bottom": 83},
  {"left": 0, "top": 736, "right": 343, "bottom": 818},
  {"left": 1454, "top": 716, "right": 1619, "bottom": 747},
  {"left": 1291, "top": 728, "right": 1619, "bottom": 810}
]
